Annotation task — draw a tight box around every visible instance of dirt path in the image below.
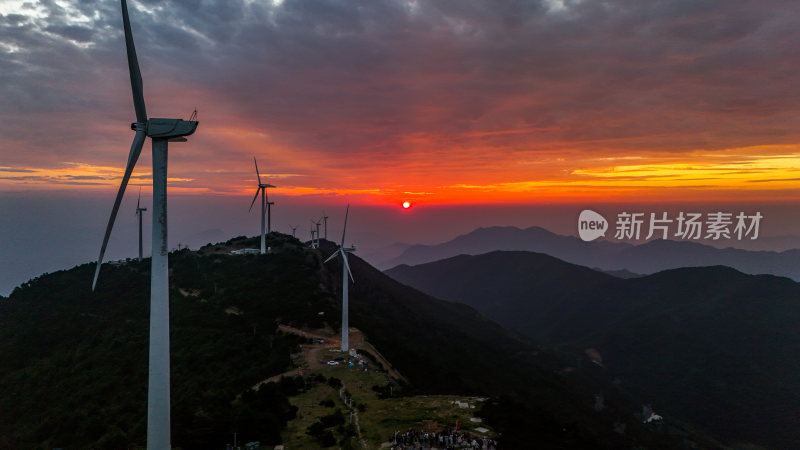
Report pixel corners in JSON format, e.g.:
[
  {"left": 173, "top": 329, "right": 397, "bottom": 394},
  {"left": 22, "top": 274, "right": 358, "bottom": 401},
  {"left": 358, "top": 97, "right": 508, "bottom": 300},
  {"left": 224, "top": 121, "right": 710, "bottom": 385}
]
[
  {"left": 253, "top": 324, "right": 406, "bottom": 391},
  {"left": 346, "top": 328, "right": 406, "bottom": 382},
  {"left": 278, "top": 324, "right": 332, "bottom": 341},
  {"left": 278, "top": 324, "right": 406, "bottom": 380},
  {"left": 252, "top": 368, "right": 303, "bottom": 390},
  {"left": 278, "top": 324, "right": 338, "bottom": 372},
  {"left": 252, "top": 325, "right": 337, "bottom": 390},
  {"left": 340, "top": 384, "right": 368, "bottom": 449}
]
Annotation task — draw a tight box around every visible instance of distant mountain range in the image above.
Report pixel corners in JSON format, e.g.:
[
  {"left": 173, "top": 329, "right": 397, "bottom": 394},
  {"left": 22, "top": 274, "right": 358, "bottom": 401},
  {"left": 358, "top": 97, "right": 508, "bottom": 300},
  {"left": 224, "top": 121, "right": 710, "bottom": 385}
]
[
  {"left": 386, "top": 251, "right": 800, "bottom": 448},
  {"left": 378, "top": 225, "right": 800, "bottom": 280}
]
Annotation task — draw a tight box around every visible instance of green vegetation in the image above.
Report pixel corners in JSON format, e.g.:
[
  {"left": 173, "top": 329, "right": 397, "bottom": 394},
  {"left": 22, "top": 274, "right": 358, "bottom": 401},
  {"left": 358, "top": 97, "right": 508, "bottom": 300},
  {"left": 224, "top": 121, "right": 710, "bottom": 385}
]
[
  {"left": 0, "top": 235, "right": 726, "bottom": 448},
  {"left": 0, "top": 235, "right": 327, "bottom": 449},
  {"left": 280, "top": 350, "right": 497, "bottom": 449}
]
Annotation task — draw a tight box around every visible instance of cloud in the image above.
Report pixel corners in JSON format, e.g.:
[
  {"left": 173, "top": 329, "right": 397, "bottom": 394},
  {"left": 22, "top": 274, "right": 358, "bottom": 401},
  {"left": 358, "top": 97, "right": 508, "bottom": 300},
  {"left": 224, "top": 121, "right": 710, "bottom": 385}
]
[{"left": 1, "top": 0, "right": 799, "bottom": 201}]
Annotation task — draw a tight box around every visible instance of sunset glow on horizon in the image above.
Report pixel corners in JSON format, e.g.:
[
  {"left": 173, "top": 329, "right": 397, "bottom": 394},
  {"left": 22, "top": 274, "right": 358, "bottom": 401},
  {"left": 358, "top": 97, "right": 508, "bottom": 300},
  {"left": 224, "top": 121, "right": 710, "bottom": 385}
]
[
  {"left": 5, "top": 144, "right": 800, "bottom": 206},
  {"left": 0, "top": 1, "right": 798, "bottom": 207}
]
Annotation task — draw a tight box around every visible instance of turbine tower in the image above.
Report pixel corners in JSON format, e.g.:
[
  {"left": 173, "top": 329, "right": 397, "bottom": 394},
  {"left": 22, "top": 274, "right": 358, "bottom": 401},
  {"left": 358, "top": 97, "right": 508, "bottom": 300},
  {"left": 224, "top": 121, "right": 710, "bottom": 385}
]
[
  {"left": 92, "top": 1, "right": 198, "bottom": 448},
  {"left": 267, "top": 194, "right": 275, "bottom": 234},
  {"left": 312, "top": 217, "right": 322, "bottom": 244},
  {"left": 289, "top": 224, "right": 298, "bottom": 238},
  {"left": 322, "top": 211, "right": 328, "bottom": 239},
  {"left": 324, "top": 205, "right": 356, "bottom": 352},
  {"left": 248, "top": 157, "right": 276, "bottom": 254},
  {"left": 136, "top": 187, "right": 147, "bottom": 261}
]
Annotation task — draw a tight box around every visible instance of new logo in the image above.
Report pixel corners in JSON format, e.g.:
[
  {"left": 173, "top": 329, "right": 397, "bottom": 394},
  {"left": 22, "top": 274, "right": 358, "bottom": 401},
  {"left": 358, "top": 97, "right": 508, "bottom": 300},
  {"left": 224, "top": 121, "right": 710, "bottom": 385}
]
[{"left": 578, "top": 210, "right": 608, "bottom": 242}]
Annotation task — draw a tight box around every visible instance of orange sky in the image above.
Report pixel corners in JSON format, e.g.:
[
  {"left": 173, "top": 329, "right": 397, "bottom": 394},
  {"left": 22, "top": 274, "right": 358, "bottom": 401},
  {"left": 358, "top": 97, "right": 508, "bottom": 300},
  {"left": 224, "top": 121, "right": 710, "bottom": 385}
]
[
  {"left": 4, "top": 143, "right": 800, "bottom": 205},
  {"left": 1, "top": 0, "right": 799, "bottom": 207}
]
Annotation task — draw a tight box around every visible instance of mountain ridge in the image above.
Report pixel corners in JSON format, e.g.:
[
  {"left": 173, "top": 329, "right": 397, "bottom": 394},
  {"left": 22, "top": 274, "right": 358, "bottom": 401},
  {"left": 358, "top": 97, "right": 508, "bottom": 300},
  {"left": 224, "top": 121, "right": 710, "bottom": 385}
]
[
  {"left": 380, "top": 225, "right": 800, "bottom": 281},
  {"left": 386, "top": 250, "right": 800, "bottom": 448}
]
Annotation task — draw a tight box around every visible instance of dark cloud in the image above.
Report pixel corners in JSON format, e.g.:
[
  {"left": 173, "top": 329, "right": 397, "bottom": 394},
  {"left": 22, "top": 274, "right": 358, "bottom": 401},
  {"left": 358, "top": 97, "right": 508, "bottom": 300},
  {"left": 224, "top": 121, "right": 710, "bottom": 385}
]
[{"left": 44, "top": 24, "right": 95, "bottom": 42}]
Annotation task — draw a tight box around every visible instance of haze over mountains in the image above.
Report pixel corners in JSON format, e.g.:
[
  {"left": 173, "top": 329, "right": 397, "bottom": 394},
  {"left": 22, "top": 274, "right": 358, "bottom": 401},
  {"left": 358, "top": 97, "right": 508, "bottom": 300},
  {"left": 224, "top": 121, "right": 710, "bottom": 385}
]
[
  {"left": 386, "top": 251, "right": 800, "bottom": 448},
  {"left": 378, "top": 225, "right": 800, "bottom": 281}
]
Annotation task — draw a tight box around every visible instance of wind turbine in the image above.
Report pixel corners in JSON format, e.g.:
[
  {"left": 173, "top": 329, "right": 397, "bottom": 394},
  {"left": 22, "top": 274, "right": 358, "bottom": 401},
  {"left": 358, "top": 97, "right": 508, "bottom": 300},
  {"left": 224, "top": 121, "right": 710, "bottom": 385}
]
[
  {"left": 248, "top": 157, "right": 276, "bottom": 254},
  {"left": 324, "top": 205, "right": 356, "bottom": 352},
  {"left": 322, "top": 211, "right": 329, "bottom": 240},
  {"left": 136, "top": 187, "right": 147, "bottom": 261},
  {"left": 310, "top": 226, "right": 318, "bottom": 249},
  {"left": 91, "top": 1, "right": 198, "bottom": 448},
  {"left": 289, "top": 224, "right": 298, "bottom": 238},
  {"left": 267, "top": 196, "right": 275, "bottom": 234},
  {"left": 312, "top": 217, "right": 322, "bottom": 244}
]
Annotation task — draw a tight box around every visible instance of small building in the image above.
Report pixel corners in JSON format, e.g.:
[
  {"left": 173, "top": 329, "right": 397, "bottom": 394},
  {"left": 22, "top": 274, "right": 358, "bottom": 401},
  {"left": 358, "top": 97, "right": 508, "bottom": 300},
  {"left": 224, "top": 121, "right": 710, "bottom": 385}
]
[{"left": 231, "top": 248, "right": 261, "bottom": 255}]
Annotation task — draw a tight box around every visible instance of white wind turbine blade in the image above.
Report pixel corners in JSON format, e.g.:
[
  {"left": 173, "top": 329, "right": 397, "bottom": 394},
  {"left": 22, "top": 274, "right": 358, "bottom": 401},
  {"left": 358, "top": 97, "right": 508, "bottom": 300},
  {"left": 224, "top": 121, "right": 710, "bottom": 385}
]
[
  {"left": 324, "top": 251, "right": 339, "bottom": 264},
  {"left": 248, "top": 187, "right": 260, "bottom": 212},
  {"left": 92, "top": 129, "right": 147, "bottom": 290},
  {"left": 342, "top": 250, "right": 355, "bottom": 283},
  {"left": 253, "top": 156, "right": 262, "bottom": 185},
  {"left": 340, "top": 204, "right": 349, "bottom": 247},
  {"left": 94, "top": 0, "right": 150, "bottom": 290},
  {"left": 121, "top": 0, "right": 146, "bottom": 124}
]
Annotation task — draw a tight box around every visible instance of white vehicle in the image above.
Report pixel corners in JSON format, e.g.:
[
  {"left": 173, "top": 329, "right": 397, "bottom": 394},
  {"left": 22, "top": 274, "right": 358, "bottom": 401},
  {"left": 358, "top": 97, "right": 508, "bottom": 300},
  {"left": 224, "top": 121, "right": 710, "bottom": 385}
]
[{"left": 327, "top": 361, "right": 339, "bottom": 366}]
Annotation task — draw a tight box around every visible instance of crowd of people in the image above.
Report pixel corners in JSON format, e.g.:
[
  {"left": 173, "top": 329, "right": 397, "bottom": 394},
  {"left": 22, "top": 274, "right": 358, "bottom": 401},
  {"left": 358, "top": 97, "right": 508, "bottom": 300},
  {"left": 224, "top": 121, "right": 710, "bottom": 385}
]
[{"left": 391, "top": 428, "right": 498, "bottom": 449}]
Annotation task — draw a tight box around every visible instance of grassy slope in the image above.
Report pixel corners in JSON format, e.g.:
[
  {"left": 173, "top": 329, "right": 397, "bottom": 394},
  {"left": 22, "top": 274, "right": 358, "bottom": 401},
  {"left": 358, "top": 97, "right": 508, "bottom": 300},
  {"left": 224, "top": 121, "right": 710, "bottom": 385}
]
[{"left": 282, "top": 350, "right": 496, "bottom": 449}]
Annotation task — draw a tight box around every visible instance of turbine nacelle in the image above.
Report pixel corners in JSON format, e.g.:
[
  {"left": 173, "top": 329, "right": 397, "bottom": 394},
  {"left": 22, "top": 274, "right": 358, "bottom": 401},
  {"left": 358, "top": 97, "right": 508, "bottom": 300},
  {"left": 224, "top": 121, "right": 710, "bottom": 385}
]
[
  {"left": 324, "top": 205, "right": 355, "bottom": 283},
  {"left": 325, "top": 247, "right": 355, "bottom": 283},
  {"left": 132, "top": 118, "right": 198, "bottom": 138}
]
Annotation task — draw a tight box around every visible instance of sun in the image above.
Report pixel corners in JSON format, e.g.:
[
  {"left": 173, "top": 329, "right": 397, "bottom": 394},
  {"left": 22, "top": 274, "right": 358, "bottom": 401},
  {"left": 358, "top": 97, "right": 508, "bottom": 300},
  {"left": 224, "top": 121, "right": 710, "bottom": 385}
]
[{"left": 402, "top": 201, "right": 411, "bottom": 209}]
